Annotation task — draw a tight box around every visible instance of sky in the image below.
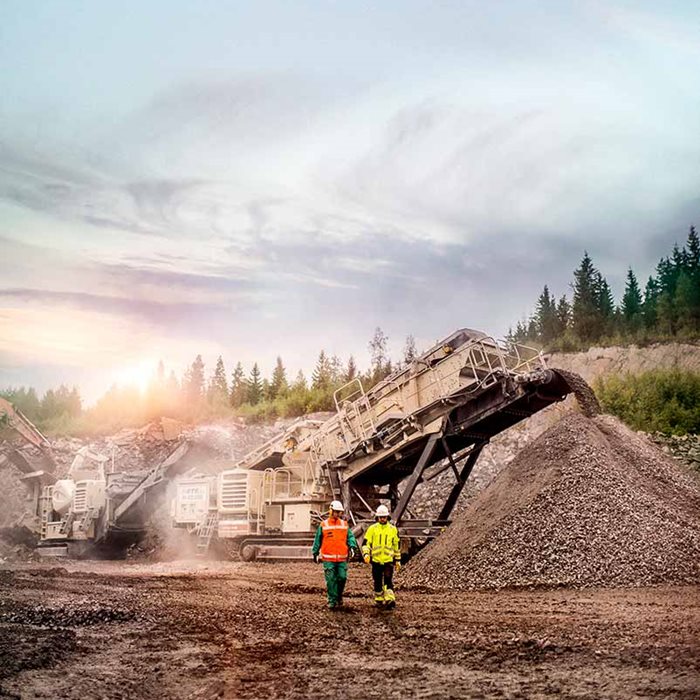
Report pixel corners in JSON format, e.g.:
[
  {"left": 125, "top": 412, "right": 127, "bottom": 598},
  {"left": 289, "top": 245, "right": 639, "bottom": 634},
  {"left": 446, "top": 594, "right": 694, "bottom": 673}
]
[{"left": 1, "top": 0, "right": 698, "bottom": 404}]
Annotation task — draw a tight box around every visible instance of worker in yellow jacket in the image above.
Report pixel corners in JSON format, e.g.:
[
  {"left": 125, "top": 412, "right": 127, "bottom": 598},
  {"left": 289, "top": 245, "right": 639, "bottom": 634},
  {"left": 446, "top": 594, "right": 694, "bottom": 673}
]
[{"left": 361, "top": 504, "right": 401, "bottom": 608}]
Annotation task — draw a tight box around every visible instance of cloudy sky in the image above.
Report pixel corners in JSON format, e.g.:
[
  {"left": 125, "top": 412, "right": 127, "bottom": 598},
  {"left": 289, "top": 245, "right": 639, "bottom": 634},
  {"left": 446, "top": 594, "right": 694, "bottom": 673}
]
[{"left": 1, "top": 1, "right": 698, "bottom": 402}]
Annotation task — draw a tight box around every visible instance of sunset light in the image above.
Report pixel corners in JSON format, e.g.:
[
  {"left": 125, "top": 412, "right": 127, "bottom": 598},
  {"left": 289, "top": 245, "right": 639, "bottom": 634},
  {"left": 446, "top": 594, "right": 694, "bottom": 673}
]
[{"left": 111, "top": 359, "right": 159, "bottom": 394}]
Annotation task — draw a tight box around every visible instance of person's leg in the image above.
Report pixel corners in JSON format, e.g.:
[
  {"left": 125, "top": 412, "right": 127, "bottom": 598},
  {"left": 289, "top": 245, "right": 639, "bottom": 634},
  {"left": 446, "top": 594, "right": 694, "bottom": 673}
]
[
  {"left": 324, "top": 562, "right": 339, "bottom": 607},
  {"left": 383, "top": 563, "right": 396, "bottom": 607},
  {"left": 371, "top": 562, "right": 384, "bottom": 605},
  {"left": 336, "top": 562, "right": 348, "bottom": 606}
]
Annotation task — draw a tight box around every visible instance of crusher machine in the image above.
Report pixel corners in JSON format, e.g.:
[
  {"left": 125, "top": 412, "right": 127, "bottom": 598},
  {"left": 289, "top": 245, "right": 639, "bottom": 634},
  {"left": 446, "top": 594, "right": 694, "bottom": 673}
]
[
  {"left": 36, "top": 440, "right": 206, "bottom": 557},
  {"left": 171, "top": 327, "right": 594, "bottom": 561}
]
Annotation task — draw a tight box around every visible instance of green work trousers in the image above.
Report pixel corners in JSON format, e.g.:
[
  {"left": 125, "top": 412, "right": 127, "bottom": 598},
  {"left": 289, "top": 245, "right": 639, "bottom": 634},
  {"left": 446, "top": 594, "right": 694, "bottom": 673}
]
[{"left": 323, "top": 561, "right": 348, "bottom": 606}]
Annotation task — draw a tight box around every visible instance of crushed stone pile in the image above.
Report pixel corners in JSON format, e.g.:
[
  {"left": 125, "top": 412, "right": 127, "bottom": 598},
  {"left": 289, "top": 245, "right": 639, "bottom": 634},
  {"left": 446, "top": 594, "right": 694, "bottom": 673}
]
[
  {"left": 410, "top": 369, "right": 602, "bottom": 521},
  {"left": 403, "top": 412, "right": 700, "bottom": 590}
]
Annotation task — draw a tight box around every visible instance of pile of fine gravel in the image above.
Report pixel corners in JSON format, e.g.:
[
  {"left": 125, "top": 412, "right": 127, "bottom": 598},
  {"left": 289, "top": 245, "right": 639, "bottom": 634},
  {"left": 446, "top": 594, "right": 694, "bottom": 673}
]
[{"left": 403, "top": 413, "right": 700, "bottom": 590}]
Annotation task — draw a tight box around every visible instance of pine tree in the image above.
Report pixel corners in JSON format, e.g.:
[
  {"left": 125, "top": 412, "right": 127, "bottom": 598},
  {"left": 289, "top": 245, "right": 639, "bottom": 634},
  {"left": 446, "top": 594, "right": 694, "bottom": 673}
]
[
  {"left": 208, "top": 356, "right": 229, "bottom": 406},
  {"left": 292, "top": 370, "right": 308, "bottom": 392},
  {"left": 368, "top": 327, "right": 390, "bottom": 382},
  {"left": 247, "top": 363, "right": 263, "bottom": 405},
  {"left": 686, "top": 225, "right": 699, "bottom": 271},
  {"left": 680, "top": 226, "right": 700, "bottom": 332},
  {"left": 535, "top": 286, "right": 558, "bottom": 343},
  {"left": 329, "top": 355, "right": 343, "bottom": 385},
  {"left": 312, "top": 350, "right": 332, "bottom": 390},
  {"left": 597, "top": 273, "right": 616, "bottom": 336},
  {"left": 656, "top": 291, "right": 675, "bottom": 335},
  {"left": 643, "top": 277, "right": 660, "bottom": 330},
  {"left": 526, "top": 316, "right": 538, "bottom": 340},
  {"left": 403, "top": 335, "right": 418, "bottom": 365},
  {"left": 40, "top": 389, "right": 57, "bottom": 422},
  {"left": 656, "top": 257, "right": 676, "bottom": 299},
  {"left": 555, "top": 295, "right": 571, "bottom": 336},
  {"left": 572, "top": 252, "right": 603, "bottom": 342},
  {"left": 229, "top": 362, "right": 247, "bottom": 408},
  {"left": 1, "top": 386, "right": 42, "bottom": 422},
  {"left": 672, "top": 243, "right": 686, "bottom": 279},
  {"left": 270, "top": 357, "right": 288, "bottom": 399},
  {"left": 511, "top": 320, "right": 528, "bottom": 342},
  {"left": 621, "top": 268, "right": 643, "bottom": 333},
  {"left": 675, "top": 271, "right": 699, "bottom": 333},
  {"left": 183, "top": 355, "right": 205, "bottom": 403},
  {"left": 345, "top": 356, "right": 357, "bottom": 383}
]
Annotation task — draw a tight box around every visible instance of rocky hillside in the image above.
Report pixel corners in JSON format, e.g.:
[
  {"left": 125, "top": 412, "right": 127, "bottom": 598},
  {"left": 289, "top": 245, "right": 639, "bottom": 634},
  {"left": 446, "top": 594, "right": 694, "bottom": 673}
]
[{"left": 545, "top": 341, "right": 700, "bottom": 383}]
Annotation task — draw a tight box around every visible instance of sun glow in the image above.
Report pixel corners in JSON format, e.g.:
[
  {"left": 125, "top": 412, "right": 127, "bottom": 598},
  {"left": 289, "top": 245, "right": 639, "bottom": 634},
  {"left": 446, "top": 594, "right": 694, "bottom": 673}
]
[{"left": 112, "top": 359, "right": 158, "bottom": 394}]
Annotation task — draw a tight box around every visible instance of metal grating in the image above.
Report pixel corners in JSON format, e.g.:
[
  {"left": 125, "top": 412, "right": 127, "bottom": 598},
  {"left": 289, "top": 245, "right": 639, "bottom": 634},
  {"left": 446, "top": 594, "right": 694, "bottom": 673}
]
[
  {"left": 220, "top": 473, "right": 247, "bottom": 510},
  {"left": 73, "top": 482, "right": 88, "bottom": 513}
]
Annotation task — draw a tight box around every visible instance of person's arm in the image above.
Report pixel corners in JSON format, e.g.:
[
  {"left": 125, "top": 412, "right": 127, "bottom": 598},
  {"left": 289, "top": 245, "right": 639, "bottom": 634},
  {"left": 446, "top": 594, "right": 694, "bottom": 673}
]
[
  {"left": 361, "top": 525, "right": 374, "bottom": 562},
  {"left": 391, "top": 526, "right": 401, "bottom": 566},
  {"left": 347, "top": 527, "right": 358, "bottom": 550},
  {"left": 312, "top": 524, "right": 323, "bottom": 557}
]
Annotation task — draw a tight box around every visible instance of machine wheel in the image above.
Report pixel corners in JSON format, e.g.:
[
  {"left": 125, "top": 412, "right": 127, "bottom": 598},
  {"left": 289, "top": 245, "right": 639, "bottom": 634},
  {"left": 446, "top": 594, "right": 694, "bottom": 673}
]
[{"left": 240, "top": 543, "right": 259, "bottom": 562}]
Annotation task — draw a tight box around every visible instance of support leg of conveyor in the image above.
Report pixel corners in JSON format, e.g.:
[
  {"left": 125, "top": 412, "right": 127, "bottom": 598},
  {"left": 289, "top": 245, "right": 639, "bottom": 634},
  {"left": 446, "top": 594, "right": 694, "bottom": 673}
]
[
  {"left": 437, "top": 443, "right": 485, "bottom": 521},
  {"left": 392, "top": 433, "right": 441, "bottom": 523}
]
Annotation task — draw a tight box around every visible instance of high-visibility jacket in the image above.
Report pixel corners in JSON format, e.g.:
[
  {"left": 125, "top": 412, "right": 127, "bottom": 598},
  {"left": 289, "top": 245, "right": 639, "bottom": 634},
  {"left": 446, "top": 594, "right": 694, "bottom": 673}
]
[
  {"left": 362, "top": 521, "right": 400, "bottom": 564},
  {"left": 313, "top": 517, "right": 356, "bottom": 562}
]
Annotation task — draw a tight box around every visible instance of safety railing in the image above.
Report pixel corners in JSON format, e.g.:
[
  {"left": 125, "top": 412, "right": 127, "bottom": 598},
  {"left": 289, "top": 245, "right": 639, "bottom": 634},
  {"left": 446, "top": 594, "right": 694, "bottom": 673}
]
[{"left": 311, "top": 336, "right": 547, "bottom": 467}]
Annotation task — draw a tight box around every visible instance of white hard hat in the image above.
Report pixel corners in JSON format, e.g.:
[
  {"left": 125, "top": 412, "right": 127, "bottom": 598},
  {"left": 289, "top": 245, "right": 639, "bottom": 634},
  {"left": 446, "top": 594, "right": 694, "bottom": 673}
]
[
  {"left": 330, "top": 500, "right": 344, "bottom": 511},
  {"left": 375, "top": 504, "right": 390, "bottom": 517}
]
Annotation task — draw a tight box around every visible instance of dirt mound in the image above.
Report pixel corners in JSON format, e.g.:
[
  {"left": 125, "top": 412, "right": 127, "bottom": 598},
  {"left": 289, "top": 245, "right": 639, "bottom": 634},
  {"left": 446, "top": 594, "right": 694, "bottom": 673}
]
[{"left": 403, "top": 413, "right": 700, "bottom": 590}]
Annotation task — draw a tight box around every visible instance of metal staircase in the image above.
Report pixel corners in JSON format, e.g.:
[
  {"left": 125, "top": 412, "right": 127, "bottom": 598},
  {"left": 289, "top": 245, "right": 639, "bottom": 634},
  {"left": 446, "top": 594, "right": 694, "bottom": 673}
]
[
  {"left": 58, "top": 511, "right": 75, "bottom": 536},
  {"left": 195, "top": 511, "right": 219, "bottom": 556},
  {"left": 78, "top": 507, "right": 99, "bottom": 533}
]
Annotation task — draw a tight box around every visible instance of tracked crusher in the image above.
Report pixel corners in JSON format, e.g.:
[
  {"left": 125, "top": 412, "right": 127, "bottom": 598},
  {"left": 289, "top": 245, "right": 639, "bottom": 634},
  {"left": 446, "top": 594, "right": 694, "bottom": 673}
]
[
  {"left": 1, "top": 395, "right": 207, "bottom": 556},
  {"left": 172, "top": 328, "right": 598, "bottom": 561}
]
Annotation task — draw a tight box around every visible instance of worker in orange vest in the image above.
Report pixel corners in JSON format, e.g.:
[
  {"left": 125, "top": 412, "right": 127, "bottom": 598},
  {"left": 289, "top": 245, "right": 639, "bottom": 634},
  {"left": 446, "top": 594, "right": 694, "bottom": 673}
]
[{"left": 312, "top": 500, "right": 358, "bottom": 609}]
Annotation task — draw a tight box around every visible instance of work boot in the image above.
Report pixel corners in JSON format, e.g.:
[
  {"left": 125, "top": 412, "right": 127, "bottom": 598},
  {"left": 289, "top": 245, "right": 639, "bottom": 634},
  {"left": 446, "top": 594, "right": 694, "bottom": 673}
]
[
  {"left": 328, "top": 601, "right": 337, "bottom": 610},
  {"left": 374, "top": 591, "right": 384, "bottom": 607},
  {"left": 384, "top": 586, "right": 396, "bottom": 609}
]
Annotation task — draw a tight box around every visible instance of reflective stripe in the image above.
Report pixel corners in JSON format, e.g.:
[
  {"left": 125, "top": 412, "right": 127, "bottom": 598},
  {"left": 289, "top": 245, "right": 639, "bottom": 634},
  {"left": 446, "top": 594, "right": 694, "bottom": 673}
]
[
  {"left": 320, "top": 517, "right": 349, "bottom": 560},
  {"left": 362, "top": 522, "right": 400, "bottom": 564}
]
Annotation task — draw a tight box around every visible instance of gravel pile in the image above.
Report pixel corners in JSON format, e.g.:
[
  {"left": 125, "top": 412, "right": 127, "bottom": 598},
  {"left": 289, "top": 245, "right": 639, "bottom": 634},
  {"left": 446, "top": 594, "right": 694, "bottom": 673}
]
[
  {"left": 403, "top": 412, "right": 700, "bottom": 590},
  {"left": 410, "top": 369, "right": 601, "bottom": 521}
]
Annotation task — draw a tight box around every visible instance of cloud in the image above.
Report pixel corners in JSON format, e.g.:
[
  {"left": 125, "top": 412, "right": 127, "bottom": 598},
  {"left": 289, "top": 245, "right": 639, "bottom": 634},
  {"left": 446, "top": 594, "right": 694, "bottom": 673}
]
[
  {"left": 0, "top": 287, "right": 232, "bottom": 326},
  {"left": 598, "top": 3, "right": 700, "bottom": 57}
]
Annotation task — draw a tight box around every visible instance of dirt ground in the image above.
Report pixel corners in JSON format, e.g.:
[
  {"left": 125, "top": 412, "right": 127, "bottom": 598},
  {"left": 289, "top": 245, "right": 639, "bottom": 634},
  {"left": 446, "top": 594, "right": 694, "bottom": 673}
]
[{"left": 0, "top": 561, "right": 698, "bottom": 699}]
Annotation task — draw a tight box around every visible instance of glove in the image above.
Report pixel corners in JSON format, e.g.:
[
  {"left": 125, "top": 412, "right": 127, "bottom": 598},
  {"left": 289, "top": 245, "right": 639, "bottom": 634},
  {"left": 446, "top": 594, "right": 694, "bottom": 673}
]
[
  {"left": 349, "top": 548, "right": 356, "bottom": 560},
  {"left": 363, "top": 555, "right": 370, "bottom": 565},
  {"left": 313, "top": 553, "right": 319, "bottom": 564},
  {"left": 395, "top": 561, "right": 401, "bottom": 573}
]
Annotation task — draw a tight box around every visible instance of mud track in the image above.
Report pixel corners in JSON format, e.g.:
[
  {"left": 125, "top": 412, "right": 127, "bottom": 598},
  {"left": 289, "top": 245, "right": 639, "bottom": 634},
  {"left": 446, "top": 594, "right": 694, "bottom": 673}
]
[{"left": 1, "top": 561, "right": 698, "bottom": 699}]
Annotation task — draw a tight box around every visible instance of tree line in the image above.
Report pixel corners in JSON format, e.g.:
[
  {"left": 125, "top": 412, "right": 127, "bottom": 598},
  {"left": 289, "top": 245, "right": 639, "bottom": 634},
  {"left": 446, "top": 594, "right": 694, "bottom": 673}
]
[
  {"left": 3, "top": 225, "right": 698, "bottom": 435},
  {"left": 1, "top": 329, "right": 420, "bottom": 433},
  {"left": 509, "top": 225, "right": 700, "bottom": 349}
]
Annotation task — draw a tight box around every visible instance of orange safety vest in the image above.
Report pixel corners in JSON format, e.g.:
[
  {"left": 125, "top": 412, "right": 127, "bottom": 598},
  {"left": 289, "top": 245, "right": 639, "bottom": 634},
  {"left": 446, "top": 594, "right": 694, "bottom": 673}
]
[{"left": 320, "top": 517, "right": 349, "bottom": 562}]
